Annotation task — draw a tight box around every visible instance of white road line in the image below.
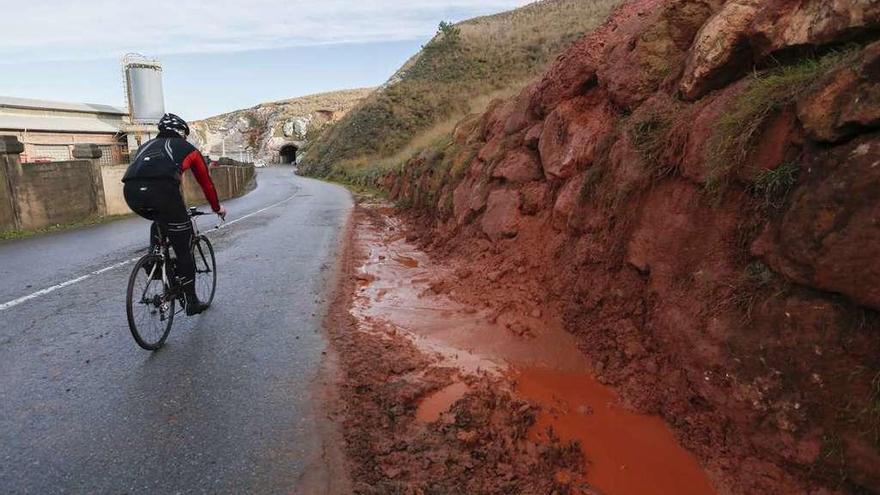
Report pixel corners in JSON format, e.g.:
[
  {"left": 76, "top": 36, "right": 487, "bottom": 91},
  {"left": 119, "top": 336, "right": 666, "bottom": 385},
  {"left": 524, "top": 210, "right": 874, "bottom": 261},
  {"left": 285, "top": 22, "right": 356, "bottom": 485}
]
[
  {"left": 0, "top": 193, "right": 299, "bottom": 312},
  {"left": 208, "top": 194, "right": 297, "bottom": 231}
]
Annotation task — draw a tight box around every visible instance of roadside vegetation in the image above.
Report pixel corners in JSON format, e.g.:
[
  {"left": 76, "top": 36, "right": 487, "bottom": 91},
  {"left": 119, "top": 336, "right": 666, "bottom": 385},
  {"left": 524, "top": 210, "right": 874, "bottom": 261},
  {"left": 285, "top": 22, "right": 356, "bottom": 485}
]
[
  {"left": 301, "top": 0, "right": 620, "bottom": 180},
  {"left": 704, "top": 49, "right": 857, "bottom": 196}
]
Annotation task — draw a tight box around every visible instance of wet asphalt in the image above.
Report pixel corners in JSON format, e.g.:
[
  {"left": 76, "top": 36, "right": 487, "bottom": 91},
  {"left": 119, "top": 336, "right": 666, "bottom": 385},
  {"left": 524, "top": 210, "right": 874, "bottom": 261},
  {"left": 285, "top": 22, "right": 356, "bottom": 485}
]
[{"left": 0, "top": 166, "right": 353, "bottom": 493}]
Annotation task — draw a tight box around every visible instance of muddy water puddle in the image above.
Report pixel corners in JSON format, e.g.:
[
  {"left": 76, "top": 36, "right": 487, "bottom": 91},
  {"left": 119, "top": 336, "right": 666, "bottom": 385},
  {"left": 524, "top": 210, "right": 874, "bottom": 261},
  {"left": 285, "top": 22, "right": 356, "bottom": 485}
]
[
  {"left": 353, "top": 209, "right": 716, "bottom": 494},
  {"left": 415, "top": 382, "right": 470, "bottom": 423},
  {"left": 516, "top": 368, "right": 716, "bottom": 495}
]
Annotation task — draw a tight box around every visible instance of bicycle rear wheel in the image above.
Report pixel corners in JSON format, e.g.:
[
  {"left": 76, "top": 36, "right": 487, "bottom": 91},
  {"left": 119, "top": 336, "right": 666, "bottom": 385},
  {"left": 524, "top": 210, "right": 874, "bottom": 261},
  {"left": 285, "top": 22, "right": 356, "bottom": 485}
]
[
  {"left": 126, "top": 255, "right": 175, "bottom": 350},
  {"left": 193, "top": 235, "right": 217, "bottom": 306}
]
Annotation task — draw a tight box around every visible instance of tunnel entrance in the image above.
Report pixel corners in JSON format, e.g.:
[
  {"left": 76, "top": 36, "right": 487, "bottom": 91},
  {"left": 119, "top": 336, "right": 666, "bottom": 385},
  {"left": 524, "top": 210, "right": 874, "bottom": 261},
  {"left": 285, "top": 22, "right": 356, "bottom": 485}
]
[{"left": 280, "top": 144, "right": 298, "bottom": 164}]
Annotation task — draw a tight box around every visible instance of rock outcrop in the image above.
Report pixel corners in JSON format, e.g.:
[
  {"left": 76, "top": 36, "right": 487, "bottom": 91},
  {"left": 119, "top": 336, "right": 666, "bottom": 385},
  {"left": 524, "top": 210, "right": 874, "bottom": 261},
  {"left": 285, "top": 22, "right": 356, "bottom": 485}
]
[
  {"left": 797, "top": 40, "right": 880, "bottom": 142},
  {"left": 191, "top": 88, "right": 372, "bottom": 162},
  {"left": 379, "top": 0, "right": 880, "bottom": 493}
]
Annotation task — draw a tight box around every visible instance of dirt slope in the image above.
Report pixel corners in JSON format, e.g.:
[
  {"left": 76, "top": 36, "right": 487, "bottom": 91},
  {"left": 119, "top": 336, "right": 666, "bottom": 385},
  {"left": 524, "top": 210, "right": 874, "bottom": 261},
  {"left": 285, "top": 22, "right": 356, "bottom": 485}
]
[{"left": 368, "top": 0, "right": 880, "bottom": 493}]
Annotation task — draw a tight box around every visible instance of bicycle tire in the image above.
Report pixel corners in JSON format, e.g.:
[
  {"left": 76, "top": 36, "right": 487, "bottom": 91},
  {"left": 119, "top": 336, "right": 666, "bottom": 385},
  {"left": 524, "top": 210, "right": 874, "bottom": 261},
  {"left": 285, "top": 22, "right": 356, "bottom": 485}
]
[
  {"left": 126, "top": 254, "right": 175, "bottom": 350},
  {"left": 193, "top": 235, "right": 217, "bottom": 306}
]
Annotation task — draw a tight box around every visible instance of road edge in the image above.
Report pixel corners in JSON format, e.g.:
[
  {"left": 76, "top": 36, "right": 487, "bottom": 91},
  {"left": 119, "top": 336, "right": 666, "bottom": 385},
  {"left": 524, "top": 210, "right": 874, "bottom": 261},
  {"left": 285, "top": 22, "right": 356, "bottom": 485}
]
[{"left": 293, "top": 191, "right": 356, "bottom": 495}]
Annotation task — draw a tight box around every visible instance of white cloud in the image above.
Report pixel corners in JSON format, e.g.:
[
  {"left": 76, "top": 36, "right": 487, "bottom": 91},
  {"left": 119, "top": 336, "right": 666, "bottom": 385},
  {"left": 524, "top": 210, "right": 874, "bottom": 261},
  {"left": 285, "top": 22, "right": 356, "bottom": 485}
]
[{"left": 0, "top": 0, "right": 534, "bottom": 62}]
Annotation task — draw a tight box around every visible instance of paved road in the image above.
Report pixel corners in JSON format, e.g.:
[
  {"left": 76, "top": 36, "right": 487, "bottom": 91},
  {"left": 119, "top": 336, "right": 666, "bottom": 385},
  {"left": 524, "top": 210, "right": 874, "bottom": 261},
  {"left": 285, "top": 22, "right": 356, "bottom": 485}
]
[{"left": 0, "top": 167, "right": 352, "bottom": 493}]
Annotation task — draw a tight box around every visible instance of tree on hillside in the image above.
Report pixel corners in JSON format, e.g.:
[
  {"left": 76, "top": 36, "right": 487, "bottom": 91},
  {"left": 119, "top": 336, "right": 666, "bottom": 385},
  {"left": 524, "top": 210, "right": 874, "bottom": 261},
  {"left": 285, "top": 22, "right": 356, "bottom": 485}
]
[{"left": 437, "top": 21, "right": 461, "bottom": 46}]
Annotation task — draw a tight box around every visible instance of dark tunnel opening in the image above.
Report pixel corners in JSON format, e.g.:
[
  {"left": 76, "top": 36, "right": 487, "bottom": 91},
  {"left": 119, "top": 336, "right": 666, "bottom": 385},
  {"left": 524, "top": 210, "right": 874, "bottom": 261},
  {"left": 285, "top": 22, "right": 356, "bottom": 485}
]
[{"left": 280, "top": 144, "right": 298, "bottom": 164}]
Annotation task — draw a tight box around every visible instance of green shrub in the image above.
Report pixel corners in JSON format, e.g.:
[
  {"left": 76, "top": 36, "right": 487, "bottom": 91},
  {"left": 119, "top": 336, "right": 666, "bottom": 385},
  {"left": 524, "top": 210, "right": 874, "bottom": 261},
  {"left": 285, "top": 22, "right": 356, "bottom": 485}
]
[
  {"left": 751, "top": 162, "right": 800, "bottom": 208},
  {"left": 437, "top": 21, "right": 462, "bottom": 46}
]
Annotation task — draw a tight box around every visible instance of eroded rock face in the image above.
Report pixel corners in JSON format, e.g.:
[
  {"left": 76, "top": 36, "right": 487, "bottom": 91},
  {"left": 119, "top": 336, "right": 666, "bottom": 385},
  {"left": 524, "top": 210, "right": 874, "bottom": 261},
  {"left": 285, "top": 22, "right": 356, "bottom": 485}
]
[
  {"left": 797, "top": 41, "right": 880, "bottom": 142},
  {"left": 552, "top": 173, "right": 587, "bottom": 230},
  {"left": 538, "top": 90, "right": 616, "bottom": 180},
  {"left": 749, "top": 0, "right": 880, "bottom": 60},
  {"left": 599, "top": 0, "right": 721, "bottom": 109},
  {"left": 752, "top": 134, "right": 880, "bottom": 309},
  {"left": 524, "top": 123, "right": 543, "bottom": 150},
  {"left": 679, "top": 0, "right": 761, "bottom": 100},
  {"left": 741, "top": 108, "right": 802, "bottom": 180},
  {"left": 481, "top": 189, "right": 521, "bottom": 240},
  {"left": 681, "top": 80, "right": 746, "bottom": 182},
  {"left": 504, "top": 85, "right": 540, "bottom": 135},
  {"left": 491, "top": 149, "right": 543, "bottom": 183},
  {"left": 627, "top": 180, "right": 739, "bottom": 289},
  {"left": 609, "top": 132, "right": 649, "bottom": 191},
  {"left": 520, "top": 181, "right": 552, "bottom": 216},
  {"left": 478, "top": 135, "right": 505, "bottom": 165},
  {"left": 282, "top": 116, "right": 313, "bottom": 139},
  {"left": 528, "top": 0, "right": 663, "bottom": 116},
  {"left": 453, "top": 178, "right": 491, "bottom": 225},
  {"left": 481, "top": 99, "right": 513, "bottom": 141}
]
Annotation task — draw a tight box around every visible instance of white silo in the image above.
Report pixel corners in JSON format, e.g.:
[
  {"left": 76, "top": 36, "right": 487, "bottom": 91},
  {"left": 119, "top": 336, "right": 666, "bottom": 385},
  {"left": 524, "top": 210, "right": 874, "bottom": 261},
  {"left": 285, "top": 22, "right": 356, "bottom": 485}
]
[{"left": 123, "top": 54, "right": 165, "bottom": 124}]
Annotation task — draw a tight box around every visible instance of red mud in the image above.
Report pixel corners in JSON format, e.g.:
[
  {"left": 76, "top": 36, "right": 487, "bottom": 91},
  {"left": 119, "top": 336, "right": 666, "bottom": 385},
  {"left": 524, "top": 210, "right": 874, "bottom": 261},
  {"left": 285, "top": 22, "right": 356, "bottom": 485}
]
[
  {"left": 516, "top": 368, "right": 715, "bottom": 495},
  {"left": 324, "top": 205, "right": 589, "bottom": 494},
  {"left": 416, "top": 381, "right": 470, "bottom": 423},
  {"left": 348, "top": 203, "right": 717, "bottom": 494}
]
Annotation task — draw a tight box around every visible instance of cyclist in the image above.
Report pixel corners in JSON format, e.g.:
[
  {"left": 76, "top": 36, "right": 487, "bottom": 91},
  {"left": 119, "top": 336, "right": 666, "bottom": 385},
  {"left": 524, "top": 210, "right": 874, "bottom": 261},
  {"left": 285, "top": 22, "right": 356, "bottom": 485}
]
[{"left": 122, "top": 113, "right": 227, "bottom": 316}]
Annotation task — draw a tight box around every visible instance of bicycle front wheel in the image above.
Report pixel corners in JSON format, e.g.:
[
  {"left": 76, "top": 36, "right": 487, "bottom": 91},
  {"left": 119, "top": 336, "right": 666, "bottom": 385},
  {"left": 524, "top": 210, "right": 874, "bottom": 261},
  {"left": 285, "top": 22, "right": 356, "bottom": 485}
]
[
  {"left": 126, "top": 255, "right": 175, "bottom": 350},
  {"left": 193, "top": 235, "right": 217, "bottom": 306}
]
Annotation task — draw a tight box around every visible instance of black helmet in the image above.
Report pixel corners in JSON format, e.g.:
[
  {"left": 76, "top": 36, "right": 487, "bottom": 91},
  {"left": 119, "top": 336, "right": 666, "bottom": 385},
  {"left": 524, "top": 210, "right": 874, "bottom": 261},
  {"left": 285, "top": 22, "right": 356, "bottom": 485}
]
[{"left": 158, "top": 113, "right": 190, "bottom": 137}]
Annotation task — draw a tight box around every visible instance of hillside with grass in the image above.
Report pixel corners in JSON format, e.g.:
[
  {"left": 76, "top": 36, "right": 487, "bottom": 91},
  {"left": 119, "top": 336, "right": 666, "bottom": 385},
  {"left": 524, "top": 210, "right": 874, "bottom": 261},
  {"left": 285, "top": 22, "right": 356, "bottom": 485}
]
[{"left": 300, "top": 0, "right": 620, "bottom": 178}]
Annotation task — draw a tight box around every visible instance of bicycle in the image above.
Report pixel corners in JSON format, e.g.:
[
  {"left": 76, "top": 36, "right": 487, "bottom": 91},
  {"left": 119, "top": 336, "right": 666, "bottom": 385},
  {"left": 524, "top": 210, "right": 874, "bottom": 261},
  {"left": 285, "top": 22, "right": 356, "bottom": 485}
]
[{"left": 125, "top": 207, "right": 220, "bottom": 350}]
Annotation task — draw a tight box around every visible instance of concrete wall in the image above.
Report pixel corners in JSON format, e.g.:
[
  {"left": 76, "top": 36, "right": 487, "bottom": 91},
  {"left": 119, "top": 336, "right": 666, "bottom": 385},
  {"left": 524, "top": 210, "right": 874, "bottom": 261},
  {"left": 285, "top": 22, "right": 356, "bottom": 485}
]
[
  {"left": 181, "top": 165, "right": 255, "bottom": 206},
  {"left": 0, "top": 137, "right": 255, "bottom": 233},
  {"left": 0, "top": 156, "right": 17, "bottom": 228},
  {"left": 101, "top": 165, "right": 130, "bottom": 216},
  {"left": 8, "top": 159, "right": 101, "bottom": 228}
]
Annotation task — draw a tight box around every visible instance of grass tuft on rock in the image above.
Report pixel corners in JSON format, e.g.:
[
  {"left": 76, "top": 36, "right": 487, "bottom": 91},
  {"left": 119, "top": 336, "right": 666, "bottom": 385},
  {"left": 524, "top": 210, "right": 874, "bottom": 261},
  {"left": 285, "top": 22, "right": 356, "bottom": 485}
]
[
  {"left": 751, "top": 162, "right": 800, "bottom": 208},
  {"left": 705, "top": 49, "right": 855, "bottom": 195},
  {"left": 630, "top": 111, "right": 674, "bottom": 177}
]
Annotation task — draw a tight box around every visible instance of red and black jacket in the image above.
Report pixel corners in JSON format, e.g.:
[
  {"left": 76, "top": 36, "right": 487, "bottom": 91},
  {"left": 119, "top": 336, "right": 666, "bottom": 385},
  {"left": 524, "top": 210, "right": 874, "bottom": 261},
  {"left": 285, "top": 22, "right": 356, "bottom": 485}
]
[{"left": 123, "top": 132, "right": 220, "bottom": 212}]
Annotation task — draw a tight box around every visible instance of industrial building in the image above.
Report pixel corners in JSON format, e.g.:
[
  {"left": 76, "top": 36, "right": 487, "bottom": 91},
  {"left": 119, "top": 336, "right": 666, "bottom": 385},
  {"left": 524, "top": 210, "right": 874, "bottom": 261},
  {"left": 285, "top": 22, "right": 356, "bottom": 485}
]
[
  {"left": 0, "top": 96, "right": 131, "bottom": 166},
  {"left": 0, "top": 54, "right": 167, "bottom": 167}
]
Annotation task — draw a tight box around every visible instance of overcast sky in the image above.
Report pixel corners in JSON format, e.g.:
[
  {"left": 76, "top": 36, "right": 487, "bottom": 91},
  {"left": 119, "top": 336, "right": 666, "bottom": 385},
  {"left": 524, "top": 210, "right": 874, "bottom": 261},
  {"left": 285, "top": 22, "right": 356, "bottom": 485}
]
[{"left": 0, "top": 0, "right": 532, "bottom": 118}]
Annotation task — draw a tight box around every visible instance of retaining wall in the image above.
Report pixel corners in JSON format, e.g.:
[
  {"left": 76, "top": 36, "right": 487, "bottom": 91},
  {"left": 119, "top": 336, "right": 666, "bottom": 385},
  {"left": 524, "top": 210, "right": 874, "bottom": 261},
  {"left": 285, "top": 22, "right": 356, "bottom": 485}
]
[{"left": 0, "top": 137, "right": 255, "bottom": 232}]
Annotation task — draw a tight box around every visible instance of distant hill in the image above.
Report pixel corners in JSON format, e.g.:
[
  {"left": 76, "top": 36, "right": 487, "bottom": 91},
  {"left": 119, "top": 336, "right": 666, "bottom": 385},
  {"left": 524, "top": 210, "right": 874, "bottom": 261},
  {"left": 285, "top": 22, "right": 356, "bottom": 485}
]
[
  {"left": 191, "top": 88, "right": 373, "bottom": 162},
  {"left": 300, "top": 0, "right": 620, "bottom": 176}
]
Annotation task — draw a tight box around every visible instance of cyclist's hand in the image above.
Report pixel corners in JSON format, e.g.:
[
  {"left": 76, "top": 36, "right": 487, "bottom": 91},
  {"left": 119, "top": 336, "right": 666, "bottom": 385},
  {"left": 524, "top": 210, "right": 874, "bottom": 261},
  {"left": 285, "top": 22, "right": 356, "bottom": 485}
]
[{"left": 216, "top": 205, "right": 227, "bottom": 221}]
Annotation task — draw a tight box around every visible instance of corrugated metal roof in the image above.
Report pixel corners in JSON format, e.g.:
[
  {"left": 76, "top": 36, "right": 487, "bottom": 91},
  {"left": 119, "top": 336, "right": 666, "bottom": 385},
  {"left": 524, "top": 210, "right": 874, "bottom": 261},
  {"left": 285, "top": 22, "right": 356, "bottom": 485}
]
[
  {"left": 0, "top": 96, "right": 127, "bottom": 115},
  {"left": 0, "top": 113, "right": 124, "bottom": 134}
]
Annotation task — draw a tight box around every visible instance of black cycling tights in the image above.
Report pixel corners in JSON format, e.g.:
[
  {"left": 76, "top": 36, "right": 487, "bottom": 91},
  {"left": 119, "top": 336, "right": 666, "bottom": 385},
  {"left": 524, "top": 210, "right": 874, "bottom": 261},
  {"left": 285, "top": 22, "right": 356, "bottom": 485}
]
[{"left": 123, "top": 180, "right": 196, "bottom": 290}]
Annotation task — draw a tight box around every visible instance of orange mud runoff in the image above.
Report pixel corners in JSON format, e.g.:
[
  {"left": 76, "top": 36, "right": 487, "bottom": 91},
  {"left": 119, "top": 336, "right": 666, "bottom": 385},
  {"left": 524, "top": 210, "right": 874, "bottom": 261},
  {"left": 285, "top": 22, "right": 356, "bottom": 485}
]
[
  {"left": 353, "top": 207, "right": 717, "bottom": 494},
  {"left": 516, "top": 368, "right": 716, "bottom": 495},
  {"left": 416, "top": 382, "right": 470, "bottom": 423}
]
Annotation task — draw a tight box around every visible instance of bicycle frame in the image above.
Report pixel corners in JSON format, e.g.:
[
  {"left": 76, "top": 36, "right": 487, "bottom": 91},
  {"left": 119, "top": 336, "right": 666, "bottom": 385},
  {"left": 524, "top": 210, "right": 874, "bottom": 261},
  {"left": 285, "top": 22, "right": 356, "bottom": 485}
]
[{"left": 141, "top": 209, "right": 208, "bottom": 311}]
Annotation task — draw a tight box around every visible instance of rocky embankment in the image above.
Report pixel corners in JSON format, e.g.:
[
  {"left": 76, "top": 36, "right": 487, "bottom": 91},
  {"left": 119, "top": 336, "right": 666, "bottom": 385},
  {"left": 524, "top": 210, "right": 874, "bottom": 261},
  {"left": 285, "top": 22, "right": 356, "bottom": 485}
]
[
  {"left": 191, "top": 88, "right": 372, "bottom": 161},
  {"left": 377, "top": 0, "right": 880, "bottom": 493}
]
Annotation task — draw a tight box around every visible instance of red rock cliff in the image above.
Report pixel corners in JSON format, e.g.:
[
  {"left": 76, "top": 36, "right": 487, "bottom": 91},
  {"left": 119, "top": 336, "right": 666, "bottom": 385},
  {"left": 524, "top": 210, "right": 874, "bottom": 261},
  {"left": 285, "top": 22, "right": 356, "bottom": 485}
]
[{"left": 383, "top": 0, "right": 880, "bottom": 493}]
